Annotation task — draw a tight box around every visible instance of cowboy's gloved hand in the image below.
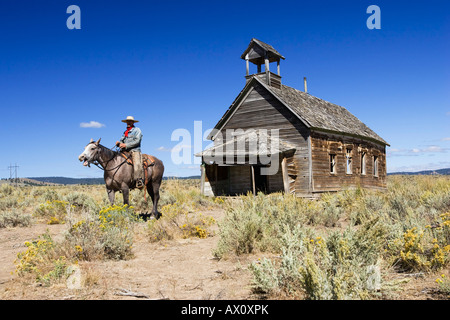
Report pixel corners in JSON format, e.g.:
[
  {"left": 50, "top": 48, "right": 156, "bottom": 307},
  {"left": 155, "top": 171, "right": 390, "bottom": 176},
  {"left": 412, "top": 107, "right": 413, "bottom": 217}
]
[
  {"left": 119, "top": 143, "right": 127, "bottom": 149},
  {"left": 115, "top": 141, "right": 120, "bottom": 147}
]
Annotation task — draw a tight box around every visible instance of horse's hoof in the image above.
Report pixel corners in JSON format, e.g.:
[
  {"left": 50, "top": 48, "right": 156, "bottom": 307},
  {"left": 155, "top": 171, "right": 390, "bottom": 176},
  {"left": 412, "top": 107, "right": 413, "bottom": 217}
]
[
  {"left": 150, "top": 211, "right": 161, "bottom": 220},
  {"left": 138, "top": 213, "right": 152, "bottom": 221}
]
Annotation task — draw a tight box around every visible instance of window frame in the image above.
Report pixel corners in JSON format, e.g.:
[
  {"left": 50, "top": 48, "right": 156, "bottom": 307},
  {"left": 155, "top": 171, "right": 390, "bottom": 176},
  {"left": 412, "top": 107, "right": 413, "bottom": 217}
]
[
  {"left": 346, "top": 148, "right": 353, "bottom": 175},
  {"left": 361, "top": 152, "right": 366, "bottom": 175},
  {"left": 330, "top": 154, "right": 337, "bottom": 174},
  {"left": 373, "top": 155, "right": 379, "bottom": 177}
]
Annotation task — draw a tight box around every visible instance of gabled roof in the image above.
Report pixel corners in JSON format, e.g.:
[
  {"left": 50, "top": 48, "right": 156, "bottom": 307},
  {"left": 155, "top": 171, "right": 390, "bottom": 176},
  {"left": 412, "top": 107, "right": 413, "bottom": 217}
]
[
  {"left": 240, "top": 38, "right": 285, "bottom": 62},
  {"left": 209, "top": 76, "right": 389, "bottom": 146}
]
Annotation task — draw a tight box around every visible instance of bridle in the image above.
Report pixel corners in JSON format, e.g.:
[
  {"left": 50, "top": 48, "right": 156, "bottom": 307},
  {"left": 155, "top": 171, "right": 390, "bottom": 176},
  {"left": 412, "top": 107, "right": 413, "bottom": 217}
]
[
  {"left": 87, "top": 143, "right": 131, "bottom": 173},
  {"left": 81, "top": 141, "right": 145, "bottom": 191}
]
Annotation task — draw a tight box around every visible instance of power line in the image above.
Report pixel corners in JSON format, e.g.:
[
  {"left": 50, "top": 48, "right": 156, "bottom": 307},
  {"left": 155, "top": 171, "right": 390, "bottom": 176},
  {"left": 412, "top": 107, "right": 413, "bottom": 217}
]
[{"left": 7, "top": 163, "right": 19, "bottom": 186}]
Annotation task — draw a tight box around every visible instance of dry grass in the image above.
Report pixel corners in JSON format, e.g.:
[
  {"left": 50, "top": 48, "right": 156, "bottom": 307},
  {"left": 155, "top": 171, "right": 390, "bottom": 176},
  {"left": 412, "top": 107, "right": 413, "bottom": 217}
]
[
  {"left": 213, "top": 175, "right": 450, "bottom": 299},
  {"left": 2, "top": 179, "right": 219, "bottom": 288},
  {"left": 1, "top": 175, "right": 449, "bottom": 299}
]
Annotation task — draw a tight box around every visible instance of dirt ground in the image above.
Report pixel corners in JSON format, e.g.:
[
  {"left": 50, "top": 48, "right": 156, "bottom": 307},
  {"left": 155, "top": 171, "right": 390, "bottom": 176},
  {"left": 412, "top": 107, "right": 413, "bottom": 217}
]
[
  {"left": 0, "top": 208, "right": 448, "bottom": 300},
  {"left": 0, "top": 209, "right": 257, "bottom": 300}
]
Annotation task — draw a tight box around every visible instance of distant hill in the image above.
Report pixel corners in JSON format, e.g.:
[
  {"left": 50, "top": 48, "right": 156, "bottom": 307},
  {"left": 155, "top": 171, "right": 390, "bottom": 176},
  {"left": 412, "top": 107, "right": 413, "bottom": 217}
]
[
  {"left": 388, "top": 168, "right": 450, "bottom": 176},
  {"left": 15, "top": 168, "right": 449, "bottom": 186},
  {"left": 25, "top": 175, "right": 201, "bottom": 185},
  {"left": 27, "top": 177, "right": 104, "bottom": 185}
]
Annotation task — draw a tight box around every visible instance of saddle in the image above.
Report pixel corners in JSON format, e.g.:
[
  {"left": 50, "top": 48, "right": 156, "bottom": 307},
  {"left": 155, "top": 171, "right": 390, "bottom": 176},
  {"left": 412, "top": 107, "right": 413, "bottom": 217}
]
[
  {"left": 120, "top": 152, "right": 156, "bottom": 187},
  {"left": 121, "top": 152, "right": 156, "bottom": 167}
]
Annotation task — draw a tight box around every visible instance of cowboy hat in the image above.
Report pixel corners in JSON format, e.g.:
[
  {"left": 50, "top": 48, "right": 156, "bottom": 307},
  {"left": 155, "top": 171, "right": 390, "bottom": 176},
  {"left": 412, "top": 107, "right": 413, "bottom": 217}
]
[{"left": 121, "top": 116, "right": 139, "bottom": 123}]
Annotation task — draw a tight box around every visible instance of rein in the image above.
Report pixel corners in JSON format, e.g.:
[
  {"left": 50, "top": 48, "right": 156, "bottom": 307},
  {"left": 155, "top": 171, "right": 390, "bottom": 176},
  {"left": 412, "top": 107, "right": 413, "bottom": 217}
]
[
  {"left": 85, "top": 143, "right": 145, "bottom": 195},
  {"left": 90, "top": 145, "right": 130, "bottom": 172}
]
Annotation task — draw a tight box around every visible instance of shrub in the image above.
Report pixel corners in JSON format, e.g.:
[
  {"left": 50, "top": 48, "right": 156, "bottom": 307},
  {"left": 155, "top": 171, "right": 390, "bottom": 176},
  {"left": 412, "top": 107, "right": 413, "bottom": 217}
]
[
  {"left": 0, "top": 183, "right": 15, "bottom": 197},
  {"left": 64, "top": 192, "right": 99, "bottom": 213},
  {"left": 41, "top": 189, "right": 60, "bottom": 202},
  {"left": 213, "top": 192, "right": 328, "bottom": 259},
  {"left": 14, "top": 232, "right": 74, "bottom": 286},
  {"left": 387, "top": 224, "right": 450, "bottom": 272},
  {"left": 0, "top": 210, "right": 32, "bottom": 228},
  {"left": 37, "top": 256, "right": 71, "bottom": 287},
  {"left": 250, "top": 225, "right": 314, "bottom": 297},
  {"left": 34, "top": 200, "right": 70, "bottom": 224},
  {"left": 213, "top": 197, "right": 266, "bottom": 258},
  {"left": 250, "top": 219, "right": 386, "bottom": 299},
  {"left": 98, "top": 204, "right": 137, "bottom": 259},
  {"left": 319, "top": 193, "right": 344, "bottom": 227},
  {"left": 64, "top": 218, "right": 105, "bottom": 261},
  {"left": 158, "top": 178, "right": 217, "bottom": 209},
  {"left": 15, "top": 233, "right": 56, "bottom": 276},
  {"left": 436, "top": 274, "right": 450, "bottom": 296},
  {"left": 16, "top": 204, "right": 139, "bottom": 285},
  {"left": 102, "top": 225, "right": 134, "bottom": 260},
  {"left": 0, "top": 197, "right": 18, "bottom": 210},
  {"left": 98, "top": 204, "right": 139, "bottom": 229},
  {"left": 147, "top": 202, "right": 215, "bottom": 242},
  {"left": 65, "top": 205, "right": 137, "bottom": 260}
]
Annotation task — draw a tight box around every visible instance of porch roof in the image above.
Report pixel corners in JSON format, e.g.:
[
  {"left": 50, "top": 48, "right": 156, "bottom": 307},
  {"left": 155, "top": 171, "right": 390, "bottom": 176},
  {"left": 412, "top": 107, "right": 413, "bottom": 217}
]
[{"left": 195, "top": 130, "right": 296, "bottom": 159}]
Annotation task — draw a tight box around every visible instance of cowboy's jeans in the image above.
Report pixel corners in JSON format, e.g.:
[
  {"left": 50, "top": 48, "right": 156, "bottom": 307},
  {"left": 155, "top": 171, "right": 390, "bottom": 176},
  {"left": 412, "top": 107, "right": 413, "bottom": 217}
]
[{"left": 131, "top": 150, "right": 144, "bottom": 184}]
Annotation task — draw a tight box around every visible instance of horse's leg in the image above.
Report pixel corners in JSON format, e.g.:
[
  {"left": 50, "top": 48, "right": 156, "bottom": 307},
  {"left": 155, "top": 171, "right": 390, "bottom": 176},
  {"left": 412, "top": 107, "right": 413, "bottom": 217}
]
[
  {"left": 107, "top": 188, "right": 115, "bottom": 205},
  {"left": 122, "top": 186, "right": 130, "bottom": 206},
  {"left": 147, "top": 183, "right": 155, "bottom": 214},
  {"left": 151, "top": 181, "right": 161, "bottom": 219}
]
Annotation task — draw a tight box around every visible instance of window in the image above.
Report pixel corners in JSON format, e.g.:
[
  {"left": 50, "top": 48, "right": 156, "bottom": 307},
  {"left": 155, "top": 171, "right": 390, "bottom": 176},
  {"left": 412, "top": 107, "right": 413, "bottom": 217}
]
[
  {"left": 361, "top": 152, "right": 366, "bottom": 175},
  {"left": 346, "top": 149, "right": 352, "bottom": 174},
  {"left": 373, "top": 156, "right": 378, "bottom": 177},
  {"left": 330, "top": 154, "right": 336, "bottom": 174}
]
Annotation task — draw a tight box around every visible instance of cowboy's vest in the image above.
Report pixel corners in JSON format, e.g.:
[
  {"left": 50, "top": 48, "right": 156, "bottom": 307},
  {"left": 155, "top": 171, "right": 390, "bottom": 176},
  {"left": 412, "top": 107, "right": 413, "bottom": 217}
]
[{"left": 119, "top": 126, "right": 142, "bottom": 152}]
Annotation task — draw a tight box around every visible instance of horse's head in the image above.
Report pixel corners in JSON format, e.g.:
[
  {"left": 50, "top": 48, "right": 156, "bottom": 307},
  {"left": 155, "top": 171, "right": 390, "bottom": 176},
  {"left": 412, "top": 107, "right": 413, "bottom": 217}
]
[{"left": 78, "top": 138, "right": 101, "bottom": 167}]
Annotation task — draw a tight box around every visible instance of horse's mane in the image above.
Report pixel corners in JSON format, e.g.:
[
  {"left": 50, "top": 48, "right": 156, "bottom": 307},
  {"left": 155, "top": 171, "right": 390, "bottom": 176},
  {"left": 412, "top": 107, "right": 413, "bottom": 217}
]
[
  {"left": 87, "top": 141, "right": 119, "bottom": 158},
  {"left": 98, "top": 143, "right": 120, "bottom": 156}
]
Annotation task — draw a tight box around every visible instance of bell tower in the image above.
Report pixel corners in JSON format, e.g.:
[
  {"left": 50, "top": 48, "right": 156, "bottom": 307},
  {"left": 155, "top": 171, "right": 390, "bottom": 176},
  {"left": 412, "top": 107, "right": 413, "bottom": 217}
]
[{"left": 241, "top": 38, "right": 285, "bottom": 89}]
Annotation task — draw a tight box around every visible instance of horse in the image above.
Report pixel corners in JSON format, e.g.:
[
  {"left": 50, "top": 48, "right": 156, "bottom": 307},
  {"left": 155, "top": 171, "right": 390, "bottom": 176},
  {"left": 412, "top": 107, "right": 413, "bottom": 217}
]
[{"left": 78, "top": 138, "right": 164, "bottom": 219}]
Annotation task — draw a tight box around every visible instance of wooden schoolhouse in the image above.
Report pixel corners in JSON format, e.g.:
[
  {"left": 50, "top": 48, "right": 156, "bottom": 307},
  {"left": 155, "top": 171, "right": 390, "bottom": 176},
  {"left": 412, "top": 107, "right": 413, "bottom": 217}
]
[{"left": 195, "top": 38, "right": 389, "bottom": 197}]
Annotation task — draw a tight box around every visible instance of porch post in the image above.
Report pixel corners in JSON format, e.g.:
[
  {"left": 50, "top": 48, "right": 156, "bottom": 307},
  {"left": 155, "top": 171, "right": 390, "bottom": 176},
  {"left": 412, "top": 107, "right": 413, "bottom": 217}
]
[
  {"left": 214, "top": 164, "right": 218, "bottom": 196},
  {"left": 251, "top": 165, "right": 256, "bottom": 196},
  {"left": 200, "top": 160, "right": 205, "bottom": 196},
  {"left": 281, "top": 156, "right": 290, "bottom": 194}
]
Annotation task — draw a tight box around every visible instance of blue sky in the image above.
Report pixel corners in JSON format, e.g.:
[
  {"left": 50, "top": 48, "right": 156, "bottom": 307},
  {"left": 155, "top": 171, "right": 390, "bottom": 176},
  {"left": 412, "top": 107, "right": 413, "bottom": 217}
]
[{"left": 0, "top": 0, "right": 448, "bottom": 178}]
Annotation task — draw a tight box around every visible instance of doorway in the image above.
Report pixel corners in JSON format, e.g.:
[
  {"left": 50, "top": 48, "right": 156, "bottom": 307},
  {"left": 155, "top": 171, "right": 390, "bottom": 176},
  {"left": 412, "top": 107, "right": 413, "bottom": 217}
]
[{"left": 252, "top": 165, "right": 268, "bottom": 193}]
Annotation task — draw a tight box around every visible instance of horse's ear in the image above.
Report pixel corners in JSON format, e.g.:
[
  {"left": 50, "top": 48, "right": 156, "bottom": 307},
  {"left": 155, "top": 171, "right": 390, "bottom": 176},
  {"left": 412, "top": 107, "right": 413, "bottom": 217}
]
[
  {"left": 90, "top": 138, "right": 94, "bottom": 143},
  {"left": 95, "top": 138, "right": 101, "bottom": 146}
]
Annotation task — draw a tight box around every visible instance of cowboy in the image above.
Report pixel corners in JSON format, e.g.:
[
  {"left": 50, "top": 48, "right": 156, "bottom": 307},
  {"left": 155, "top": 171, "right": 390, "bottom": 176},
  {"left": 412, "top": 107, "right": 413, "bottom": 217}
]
[{"left": 116, "top": 116, "right": 145, "bottom": 189}]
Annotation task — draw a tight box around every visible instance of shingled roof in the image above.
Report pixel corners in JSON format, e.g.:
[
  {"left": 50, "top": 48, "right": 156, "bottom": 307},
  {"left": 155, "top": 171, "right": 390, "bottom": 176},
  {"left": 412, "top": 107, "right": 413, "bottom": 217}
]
[
  {"left": 270, "top": 83, "right": 389, "bottom": 145},
  {"left": 210, "top": 76, "right": 389, "bottom": 146},
  {"left": 240, "top": 38, "right": 285, "bottom": 62}
]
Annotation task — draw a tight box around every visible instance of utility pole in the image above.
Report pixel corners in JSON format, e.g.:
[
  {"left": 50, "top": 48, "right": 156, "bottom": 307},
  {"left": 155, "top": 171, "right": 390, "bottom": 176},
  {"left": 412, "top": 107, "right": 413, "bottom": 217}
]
[{"left": 8, "top": 163, "right": 19, "bottom": 187}]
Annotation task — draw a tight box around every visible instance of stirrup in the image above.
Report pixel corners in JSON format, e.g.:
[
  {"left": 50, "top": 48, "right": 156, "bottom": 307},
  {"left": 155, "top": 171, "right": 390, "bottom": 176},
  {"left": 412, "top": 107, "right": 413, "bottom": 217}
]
[{"left": 136, "top": 179, "right": 145, "bottom": 189}]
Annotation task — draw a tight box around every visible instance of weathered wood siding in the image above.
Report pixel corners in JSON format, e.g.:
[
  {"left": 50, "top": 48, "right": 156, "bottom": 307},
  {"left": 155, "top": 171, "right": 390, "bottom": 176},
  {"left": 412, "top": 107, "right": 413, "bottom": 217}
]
[
  {"left": 204, "top": 163, "right": 283, "bottom": 196},
  {"left": 245, "top": 72, "right": 282, "bottom": 89},
  {"left": 229, "top": 165, "right": 251, "bottom": 195},
  {"left": 283, "top": 152, "right": 298, "bottom": 194},
  {"left": 214, "top": 82, "right": 311, "bottom": 194},
  {"left": 310, "top": 131, "right": 387, "bottom": 192},
  {"left": 205, "top": 81, "right": 387, "bottom": 197},
  {"left": 262, "top": 156, "right": 284, "bottom": 193},
  {"left": 204, "top": 164, "right": 229, "bottom": 196}
]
